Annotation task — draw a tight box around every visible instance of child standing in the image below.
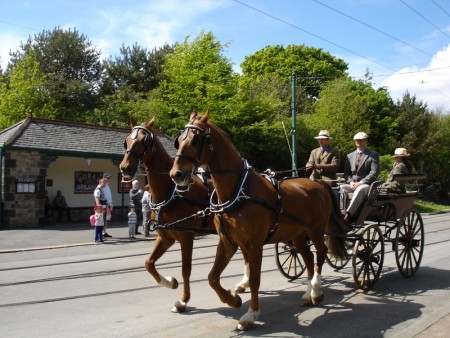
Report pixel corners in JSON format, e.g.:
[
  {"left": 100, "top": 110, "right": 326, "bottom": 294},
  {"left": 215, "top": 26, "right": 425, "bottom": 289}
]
[
  {"left": 128, "top": 204, "right": 137, "bottom": 239},
  {"left": 93, "top": 205, "right": 104, "bottom": 243}
]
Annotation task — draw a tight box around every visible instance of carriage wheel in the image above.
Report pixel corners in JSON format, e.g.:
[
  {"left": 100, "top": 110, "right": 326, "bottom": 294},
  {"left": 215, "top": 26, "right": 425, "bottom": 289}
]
[
  {"left": 378, "top": 203, "right": 396, "bottom": 226},
  {"left": 395, "top": 208, "right": 424, "bottom": 278},
  {"left": 352, "top": 224, "right": 384, "bottom": 291},
  {"left": 326, "top": 240, "right": 352, "bottom": 270},
  {"left": 274, "top": 242, "right": 306, "bottom": 280}
]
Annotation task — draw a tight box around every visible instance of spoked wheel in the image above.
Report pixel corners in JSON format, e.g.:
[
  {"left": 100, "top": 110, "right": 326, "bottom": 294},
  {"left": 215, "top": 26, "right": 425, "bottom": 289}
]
[
  {"left": 326, "top": 240, "right": 352, "bottom": 270},
  {"left": 275, "top": 241, "right": 306, "bottom": 280},
  {"left": 352, "top": 224, "right": 384, "bottom": 291},
  {"left": 395, "top": 208, "right": 424, "bottom": 278}
]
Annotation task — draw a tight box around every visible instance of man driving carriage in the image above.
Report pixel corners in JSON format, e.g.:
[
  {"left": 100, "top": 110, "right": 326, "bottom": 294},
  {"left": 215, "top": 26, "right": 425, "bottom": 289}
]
[
  {"left": 340, "top": 132, "right": 380, "bottom": 223},
  {"left": 305, "top": 130, "right": 341, "bottom": 186}
]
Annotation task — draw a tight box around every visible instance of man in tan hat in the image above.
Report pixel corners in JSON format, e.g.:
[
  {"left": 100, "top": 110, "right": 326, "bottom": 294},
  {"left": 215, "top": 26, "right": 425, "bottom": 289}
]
[
  {"left": 341, "top": 132, "right": 380, "bottom": 222},
  {"left": 305, "top": 130, "right": 341, "bottom": 186}
]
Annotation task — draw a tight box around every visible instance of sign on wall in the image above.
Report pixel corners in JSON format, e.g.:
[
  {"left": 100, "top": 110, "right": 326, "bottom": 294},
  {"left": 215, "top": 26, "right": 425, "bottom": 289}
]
[
  {"left": 74, "top": 171, "right": 103, "bottom": 194},
  {"left": 16, "top": 177, "right": 36, "bottom": 193}
]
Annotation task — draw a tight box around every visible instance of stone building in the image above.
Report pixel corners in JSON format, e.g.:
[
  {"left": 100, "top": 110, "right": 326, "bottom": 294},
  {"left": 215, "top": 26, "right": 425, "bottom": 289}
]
[{"left": 0, "top": 118, "right": 175, "bottom": 229}]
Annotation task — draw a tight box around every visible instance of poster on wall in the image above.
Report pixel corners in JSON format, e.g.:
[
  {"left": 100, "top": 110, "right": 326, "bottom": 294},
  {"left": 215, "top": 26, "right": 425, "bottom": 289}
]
[{"left": 74, "top": 171, "right": 103, "bottom": 194}]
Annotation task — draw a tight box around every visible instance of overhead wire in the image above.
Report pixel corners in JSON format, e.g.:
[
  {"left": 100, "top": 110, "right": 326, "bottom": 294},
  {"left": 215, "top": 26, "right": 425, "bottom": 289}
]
[
  {"left": 431, "top": 0, "right": 450, "bottom": 18},
  {"left": 232, "top": 0, "right": 450, "bottom": 99},
  {"left": 312, "top": 0, "right": 449, "bottom": 65},
  {"left": 400, "top": 0, "right": 450, "bottom": 39}
]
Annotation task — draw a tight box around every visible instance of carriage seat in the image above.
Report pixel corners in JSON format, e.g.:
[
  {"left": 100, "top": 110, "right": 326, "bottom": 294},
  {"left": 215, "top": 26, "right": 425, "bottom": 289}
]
[{"left": 378, "top": 173, "right": 427, "bottom": 198}]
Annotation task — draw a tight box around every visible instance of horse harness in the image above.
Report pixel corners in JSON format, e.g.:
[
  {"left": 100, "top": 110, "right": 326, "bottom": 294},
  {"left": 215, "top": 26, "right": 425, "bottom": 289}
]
[{"left": 125, "top": 124, "right": 215, "bottom": 234}]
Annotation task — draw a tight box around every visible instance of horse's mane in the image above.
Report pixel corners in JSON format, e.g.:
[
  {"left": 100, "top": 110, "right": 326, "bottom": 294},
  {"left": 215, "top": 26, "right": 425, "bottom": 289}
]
[{"left": 205, "top": 119, "right": 241, "bottom": 157}]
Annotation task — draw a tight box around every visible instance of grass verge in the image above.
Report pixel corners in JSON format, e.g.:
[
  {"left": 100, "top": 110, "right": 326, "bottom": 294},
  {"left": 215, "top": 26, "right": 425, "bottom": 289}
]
[{"left": 414, "top": 199, "right": 450, "bottom": 213}]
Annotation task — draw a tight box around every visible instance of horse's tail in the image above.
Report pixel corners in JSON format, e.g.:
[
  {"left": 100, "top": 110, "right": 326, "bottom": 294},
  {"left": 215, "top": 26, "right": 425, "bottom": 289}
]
[{"left": 319, "top": 181, "right": 348, "bottom": 261}]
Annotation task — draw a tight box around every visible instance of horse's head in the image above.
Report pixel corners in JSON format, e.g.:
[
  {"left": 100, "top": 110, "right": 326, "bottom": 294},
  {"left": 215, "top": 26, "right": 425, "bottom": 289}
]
[
  {"left": 120, "top": 116, "right": 156, "bottom": 181},
  {"left": 170, "top": 111, "right": 213, "bottom": 188}
]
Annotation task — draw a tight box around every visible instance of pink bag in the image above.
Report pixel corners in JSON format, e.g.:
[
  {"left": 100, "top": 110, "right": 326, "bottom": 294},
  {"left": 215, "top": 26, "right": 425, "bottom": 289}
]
[{"left": 89, "top": 214, "right": 96, "bottom": 226}]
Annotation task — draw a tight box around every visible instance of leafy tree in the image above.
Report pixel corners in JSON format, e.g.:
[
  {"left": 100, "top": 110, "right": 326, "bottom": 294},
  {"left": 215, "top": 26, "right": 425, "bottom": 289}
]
[
  {"left": 8, "top": 27, "right": 102, "bottom": 121},
  {"left": 392, "top": 92, "right": 433, "bottom": 161},
  {"left": 160, "top": 30, "right": 238, "bottom": 133},
  {"left": 101, "top": 43, "right": 174, "bottom": 96},
  {"left": 307, "top": 77, "right": 395, "bottom": 159},
  {"left": 240, "top": 44, "right": 348, "bottom": 105},
  {"left": 0, "top": 53, "right": 56, "bottom": 129}
]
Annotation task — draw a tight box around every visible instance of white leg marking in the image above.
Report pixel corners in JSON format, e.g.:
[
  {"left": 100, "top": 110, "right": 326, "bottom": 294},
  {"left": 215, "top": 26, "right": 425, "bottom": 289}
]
[
  {"left": 158, "top": 274, "right": 176, "bottom": 288},
  {"left": 301, "top": 279, "right": 313, "bottom": 306},
  {"left": 171, "top": 300, "right": 187, "bottom": 313},
  {"left": 237, "top": 307, "right": 260, "bottom": 330},
  {"left": 311, "top": 272, "right": 324, "bottom": 304},
  {"left": 235, "top": 263, "right": 250, "bottom": 292}
]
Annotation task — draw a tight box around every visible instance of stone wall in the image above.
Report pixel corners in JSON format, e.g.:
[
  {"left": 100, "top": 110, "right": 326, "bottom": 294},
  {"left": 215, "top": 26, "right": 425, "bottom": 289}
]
[{"left": 1, "top": 150, "right": 47, "bottom": 228}]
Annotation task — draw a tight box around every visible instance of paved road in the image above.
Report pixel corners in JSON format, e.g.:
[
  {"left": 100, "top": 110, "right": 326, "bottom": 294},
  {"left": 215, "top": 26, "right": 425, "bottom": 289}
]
[{"left": 0, "top": 213, "right": 449, "bottom": 337}]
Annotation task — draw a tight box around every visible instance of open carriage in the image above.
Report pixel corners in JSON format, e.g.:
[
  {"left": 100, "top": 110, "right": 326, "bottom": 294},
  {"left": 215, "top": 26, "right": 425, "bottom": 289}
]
[{"left": 275, "top": 173, "right": 426, "bottom": 291}]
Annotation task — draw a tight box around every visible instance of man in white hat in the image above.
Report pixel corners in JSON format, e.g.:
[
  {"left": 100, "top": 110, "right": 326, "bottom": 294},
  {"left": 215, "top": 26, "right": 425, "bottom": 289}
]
[
  {"left": 305, "top": 130, "right": 341, "bottom": 186},
  {"left": 381, "top": 148, "right": 414, "bottom": 192},
  {"left": 340, "top": 132, "right": 380, "bottom": 222}
]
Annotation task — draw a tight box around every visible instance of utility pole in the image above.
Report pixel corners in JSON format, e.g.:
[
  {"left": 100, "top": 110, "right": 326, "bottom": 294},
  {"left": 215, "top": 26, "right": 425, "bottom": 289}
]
[{"left": 291, "top": 71, "right": 297, "bottom": 177}]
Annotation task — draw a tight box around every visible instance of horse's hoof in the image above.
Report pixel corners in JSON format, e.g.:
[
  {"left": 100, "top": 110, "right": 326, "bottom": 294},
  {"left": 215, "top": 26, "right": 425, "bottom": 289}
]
[
  {"left": 301, "top": 297, "right": 313, "bottom": 307},
  {"left": 312, "top": 294, "right": 324, "bottom": 305},
  {"left": 237, "top": 321, "right": 253, "bottom": 331},
  {"left": 234, "top": 285, "right": 246, "bottom": 294},
  {"left": 171, "top": 279, "right": 179, "bottom": 289},
  {"left": 171, "top": 300, "right": 187, "bottom": 313},
  {"left": 229, "top": 292, "right": 242, "bottom": 308}
]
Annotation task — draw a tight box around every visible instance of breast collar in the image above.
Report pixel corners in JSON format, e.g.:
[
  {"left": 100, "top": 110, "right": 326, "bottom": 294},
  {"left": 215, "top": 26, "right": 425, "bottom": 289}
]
[{"left": 209, "top": 159, "right": 253, "bottom": 213}]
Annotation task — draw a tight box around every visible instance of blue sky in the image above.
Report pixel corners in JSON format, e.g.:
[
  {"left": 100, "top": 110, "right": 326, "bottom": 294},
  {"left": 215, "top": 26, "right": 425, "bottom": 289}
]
[{"left": 1, "top": 0, "right": 450, "bottom": 110}]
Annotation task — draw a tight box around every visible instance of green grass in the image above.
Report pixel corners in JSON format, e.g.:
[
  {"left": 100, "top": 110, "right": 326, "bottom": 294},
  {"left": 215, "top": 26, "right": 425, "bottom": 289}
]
[{"left": 414, "top": 199, "right": 450, "bottom": 213}]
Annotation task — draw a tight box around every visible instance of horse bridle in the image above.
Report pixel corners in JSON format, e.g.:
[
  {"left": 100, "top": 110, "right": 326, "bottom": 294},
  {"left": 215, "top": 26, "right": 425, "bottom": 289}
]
[
  {"left": 124, "top": 125, "right": 156, "bottom": 161},
  {"left": 174, "top": 124, "right": 213, "bottom": 165}
]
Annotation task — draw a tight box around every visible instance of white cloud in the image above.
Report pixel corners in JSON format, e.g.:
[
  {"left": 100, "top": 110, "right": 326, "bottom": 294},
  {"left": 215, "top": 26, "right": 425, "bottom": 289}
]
[
  {"left": 96, "top": 0, "right": 226, "bottom": 58},
  {"left": 382, "top": 43, "right": 450, "bottom": 112},
  {"left": 0, "top": 33, "right": 25, "bottom": 70}
]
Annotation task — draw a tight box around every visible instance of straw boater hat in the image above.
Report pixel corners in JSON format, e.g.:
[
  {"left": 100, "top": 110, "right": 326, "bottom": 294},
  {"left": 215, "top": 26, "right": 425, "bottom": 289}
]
[
  {"left": 393, "top": 148, "right": 410, "bottom": 157},
  {"left": 314, "top": 130, "right": 332, "bottom": 139}
]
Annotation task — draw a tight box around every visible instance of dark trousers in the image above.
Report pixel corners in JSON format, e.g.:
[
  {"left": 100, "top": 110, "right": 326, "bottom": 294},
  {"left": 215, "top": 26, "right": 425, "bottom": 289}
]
[
  {"left": 95, "top": 226, "right": 104, "bottom": 242},
  {"left": 55, "top": 206, "right": 71, "bottom": 221}
]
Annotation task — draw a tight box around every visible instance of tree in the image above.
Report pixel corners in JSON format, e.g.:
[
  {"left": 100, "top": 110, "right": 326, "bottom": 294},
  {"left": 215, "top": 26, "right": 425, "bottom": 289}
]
[
  {"left": 308, "top": 77, "right": 395, "bottom": 159},
  {"left": 8, "top": 27, "right": 102, "bottom": 121},
  {"left": 101, "top": 43, "right": 174, "bottom": 96},
  {"left": 160, "top": 30, "right": 238, "bottom": 134},
  {"left": 240, "top": 44, "right": 348, "bottom": 105},
  {"left": 0, "top": 53, "right": 56, "bottom": 129}
]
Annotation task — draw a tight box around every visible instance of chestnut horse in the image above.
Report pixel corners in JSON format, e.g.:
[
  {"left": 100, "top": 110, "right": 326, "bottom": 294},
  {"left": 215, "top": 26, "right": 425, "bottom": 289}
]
[
  {"left": 170, "top": 111, "right": 347, "bottom": 330},
  {"left": 120, "top": 117, "right": 249, "bottom": 313}
]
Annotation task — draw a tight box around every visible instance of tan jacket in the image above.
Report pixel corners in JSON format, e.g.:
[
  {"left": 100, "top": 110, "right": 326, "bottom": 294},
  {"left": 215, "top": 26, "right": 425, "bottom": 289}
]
[{"left": 306, "top": 146, "right": 341, "bottom": 184}]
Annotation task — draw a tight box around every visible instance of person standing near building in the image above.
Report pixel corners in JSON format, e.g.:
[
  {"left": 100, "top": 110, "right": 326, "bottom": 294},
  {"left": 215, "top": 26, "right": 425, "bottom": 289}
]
[
  {"left": 305, "top": 130, "right": 341, "bottom": 186},
  {"left": 141, "top": 187, "right": 152, "bottom": 237},
  {"left": 129, "top": 180, "right": 143, "bottom": 235},
  {"left": 93, "top": 205, "right": 104, "bottom": 244},
  {"left": 102, "top": 173, "right": 113, "bottom": 238},
  {"left": 93, "top": 178, "right": 109, "bottom": 237},
  {"left": 128, "top": 204, "right": 137, "bottom": 239}
]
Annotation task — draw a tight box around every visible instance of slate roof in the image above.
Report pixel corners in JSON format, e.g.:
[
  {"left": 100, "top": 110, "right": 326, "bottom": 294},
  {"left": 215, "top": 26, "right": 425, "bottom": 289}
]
[{"left": 0, "top": 118, "right": 176, "bottom": 158}]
